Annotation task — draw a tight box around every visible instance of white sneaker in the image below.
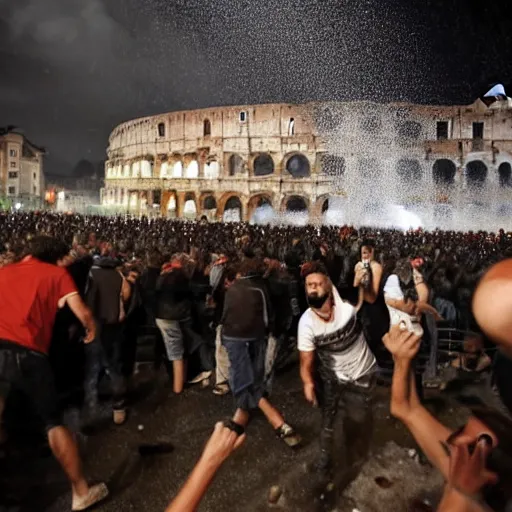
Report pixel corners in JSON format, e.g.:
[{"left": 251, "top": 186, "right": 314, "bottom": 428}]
[
  {"left": 188, "top": 371, "right": 212, "bottom": 385},
  {"left": 72, "top": 482, "right": 109, "bottom": 511}
]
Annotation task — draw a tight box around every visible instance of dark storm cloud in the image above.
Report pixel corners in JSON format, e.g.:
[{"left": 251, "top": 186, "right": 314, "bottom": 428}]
[{"left": 0, "top": 0, "right": 511, "bottom": 174}]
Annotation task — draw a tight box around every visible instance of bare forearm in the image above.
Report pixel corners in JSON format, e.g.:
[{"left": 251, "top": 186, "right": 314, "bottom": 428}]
[
  {"left": 166, "top": 457, "right": 220, "bottom": 512},
  {"left": 390, "top": 358, "right": 414, "bottom": 417},
  {"left": 67, "top": 295, "right": 96, "bottom": 333},
  {"left": 300, "top": 357, "right": 314, "bottom": 386}
]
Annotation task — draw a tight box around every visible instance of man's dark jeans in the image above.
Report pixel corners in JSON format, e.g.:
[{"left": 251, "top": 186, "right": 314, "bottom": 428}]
[
  {"left": 317, "top": 373, "right": 375, "bottom": 466},
  {"left": 84, "top": 323, "right": 127, "bottom": 410}
]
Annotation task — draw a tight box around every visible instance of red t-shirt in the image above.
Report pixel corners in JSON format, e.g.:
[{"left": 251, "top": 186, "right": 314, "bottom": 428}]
[{"left": 0, "top": 257, "right": 78, "bottom": 354}]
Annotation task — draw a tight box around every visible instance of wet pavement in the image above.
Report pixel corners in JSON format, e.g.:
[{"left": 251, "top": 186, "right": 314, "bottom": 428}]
[{"left": 0, "top": 363, "right": 503, "bottom": 512}]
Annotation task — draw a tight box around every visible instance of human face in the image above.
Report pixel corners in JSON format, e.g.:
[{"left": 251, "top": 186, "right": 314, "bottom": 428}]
[
  {"left": 361, "top": 246, "right": 374, "bottom": 262},
  {"left": 305, "top": 272, "right": 331, "bottom": 308}
]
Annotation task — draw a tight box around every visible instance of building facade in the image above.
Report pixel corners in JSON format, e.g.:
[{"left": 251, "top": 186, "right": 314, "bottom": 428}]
[
  {"left": 0, "top": 128, "right": 45, "bottom": 202},
  {"left": 102, "top": 98, "right": 512, "bottom": 223}
]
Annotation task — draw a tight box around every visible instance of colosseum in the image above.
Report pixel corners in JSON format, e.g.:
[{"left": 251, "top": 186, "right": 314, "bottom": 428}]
[{"left": 102, "top": 94, "right": 512, "bottom": 224}]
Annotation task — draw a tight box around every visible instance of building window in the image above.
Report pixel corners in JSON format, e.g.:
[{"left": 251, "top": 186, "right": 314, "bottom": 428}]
[
  {"left": 288, "top": 118, "right": 295, "bottom": 136},
  {"left": 157, "top": 122, "right": 166, "bottom": 137},
  {"left": 33, "top": 172, "right": 37, "bottom": 180},
  {"left": 9, "top": 149, "right": 17, "bottom": 157},
  {"left": 473, "top": 122, "right": 484, "bottom": 139},
  {"left": 203, "top": 119, "right": 211, "bottom": 137},
  {"left": 8, "top": 172, "right": 18, "bottom": 179},
  {"left": 436, "top": 121, "right": 448, "bottom": 140},
  {"left": 10, "top": 161, "right": 16, "bottom": 168},
  {"left": 472, "top": 122, "right": 484, "bottom": 151},
  {"left": 239, "top": 111, "right": 247, "bottom": 123},
  {"left": 8, "top": 187, "right": 15, "bottom": 195}
]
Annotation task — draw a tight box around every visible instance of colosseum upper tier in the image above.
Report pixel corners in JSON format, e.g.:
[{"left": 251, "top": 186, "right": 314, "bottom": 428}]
[{"left": 103, "top": 98, "right": 512, "bottom": 221}]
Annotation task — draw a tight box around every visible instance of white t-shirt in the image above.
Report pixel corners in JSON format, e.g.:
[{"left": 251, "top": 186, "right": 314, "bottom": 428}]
[
  {"left": 298, "top": 287, "right": 377, "bottom": 382},
  {"left": 384, "top": 274, "right": 423, "bottom": 336}
]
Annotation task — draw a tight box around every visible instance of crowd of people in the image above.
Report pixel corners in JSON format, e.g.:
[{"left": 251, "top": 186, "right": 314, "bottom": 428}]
[{"left": 0, "top": 211, "right": 511, "bottom": 511}]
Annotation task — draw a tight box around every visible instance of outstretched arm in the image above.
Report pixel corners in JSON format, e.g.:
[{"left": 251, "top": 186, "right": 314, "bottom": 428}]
[
  {"left": 383, "top": 326, "right": 453, "bottom": 479},
  {"left": 166, "top": 423, "right": 245, "bottom": 512}
]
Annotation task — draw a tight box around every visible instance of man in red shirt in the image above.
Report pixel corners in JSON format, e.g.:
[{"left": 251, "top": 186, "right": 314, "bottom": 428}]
[{"left": 0, "top": 236, "right": 108, "bottom": 511}]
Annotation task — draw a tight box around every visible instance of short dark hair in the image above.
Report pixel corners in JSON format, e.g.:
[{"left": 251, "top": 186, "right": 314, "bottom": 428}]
[
  {"left": 29, "top": 236, "right": 70, "bottom": 264},
  {"left": 301, "top": 261, "right": 329, "bottom": 279}
]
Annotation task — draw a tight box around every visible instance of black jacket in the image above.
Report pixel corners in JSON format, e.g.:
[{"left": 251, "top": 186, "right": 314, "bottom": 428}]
[
  {"left": 222, "top": 276, "right": 274, "bottom": 339},
  {"left": 86, "top": 257, "right": 123, "bottom": 325},
  {"left": 155, "top": 268, "right": 192, "bottom": 321}
]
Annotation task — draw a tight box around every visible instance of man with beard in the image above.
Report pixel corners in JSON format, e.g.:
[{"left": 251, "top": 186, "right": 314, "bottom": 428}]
[{"left": 298, "top": 261, "right": 377, "bottom": 472}]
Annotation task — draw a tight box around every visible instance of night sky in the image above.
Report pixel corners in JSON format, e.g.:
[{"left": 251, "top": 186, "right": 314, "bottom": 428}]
[{"left": 0, "top": 0, "right": 511, "bottom": 175}]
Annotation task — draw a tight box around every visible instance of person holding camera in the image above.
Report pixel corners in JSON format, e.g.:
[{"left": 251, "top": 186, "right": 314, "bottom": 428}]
[{"left": 353, "top": 239, "right": 390, "bottom": 363}]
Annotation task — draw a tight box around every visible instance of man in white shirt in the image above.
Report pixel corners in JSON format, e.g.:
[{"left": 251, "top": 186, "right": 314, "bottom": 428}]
[{"left": 298, "top": 262, "right": 377, "bottom": 472}]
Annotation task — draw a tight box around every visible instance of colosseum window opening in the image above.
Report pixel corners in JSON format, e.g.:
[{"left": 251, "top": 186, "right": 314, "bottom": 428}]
[
  {"left": 141, "top": 160, "right": 152, "bottom": 178},
  {"left": 168, "top": 195, "right": 177, "bottom": 210},
  {"left": 160, "top": 162, "right": 169, "bottom": 178},
  {"left": 396, "top": 159, "right": 422, "bottom": 182},
  {"left": 204, "top": 119, "right": 211, "bottom": 137},
  {"left": 157, "top": 123, "right": 165, "bottom": 137},
  {"left": 229, "top": 154, "right": 244, "bottom": 176},
  {"left": 286, "top": 196, "right": 308, "bottom": 212},
  {"left": 186, "top": 160, "right": 199, "bottom": 179},
  {"left": 153, "top": 190, "right": 161, "bottom": 206},
  {"left": 286, "top": 154, "right": 311, "bottom": 178},
  {"left": 173, "top": 161, "right": 183, "bottom": 178},
  {"left": 472, "top": 122, "right": 484, "bottom": 151},
  {"left": 437, "top": 121, "right": 449, "bottom": 140},
  {"left": 239, "top": 111, "right": 247, "bottom": 123},
  {"left": 499, "top": 162, "right": 512, "bottom": 187},
  {"left": 203, "top": 196, "right": 217, "bottom": 210},
  {"left": 224, "top": 196, "right": 242, "bottom": 222},
  {"left": 321, "top": 198, "right": 329, "bottom": 213},
  {"left": 184, "top": 199, "right": 197, "bottom": 217},
  {"left": 253, "top": 154, "right": 274, "bottom": 176},
  {"left": 466, "top": 160, "right": 487, "bottom": 187},
  {"left": 288, "top": 118, "right": 295, "bottom": 136},
  {"left": 204, "top": 161, "right": 219, "bottom": 179},
  {"left": 433, "top": 159, "right": 456, "bottom": 186}
]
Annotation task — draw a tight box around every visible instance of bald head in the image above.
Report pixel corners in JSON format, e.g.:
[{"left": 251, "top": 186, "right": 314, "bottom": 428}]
[{"left": 473, "top": 259, "right": 512, "bottom": 355}]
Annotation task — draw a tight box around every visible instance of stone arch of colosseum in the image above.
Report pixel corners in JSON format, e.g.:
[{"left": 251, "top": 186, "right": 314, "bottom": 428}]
[
  {"left": 161, "top": 190, "right": 179, "bottom": 216},
  {"left": 226, "top": 153, "right": 246, "bottom": 177},
  {"left": 251, "top": 153, "right": 276, "bottom": 177},
  {"left": 200, "top": 191, "right": 218, "bottom": 212},
  {"left": 247, "top": 192, "right": 273, "bottom": 221},
  {"left": 312, "top": 194, "right": 330, "bottom": 218},
  {"left": 281, "top": 194, "right": 310, "bottom": 212},
  {"left": 498, "top": 161, "right": 512, "bottom": 187},
  {"left": 432, "top": 159, "right": 457, "bottom": 186},
  {"left": 181, "top": 191, "right": 199, "bottom": 218},
  {"left": 218, "top": 192, "right": 244, "bottom": 221},
  {"left": 465, "top": 159, "right": 488, "bottom": 187},
  {"left": 283, "top": 152, "right": 312, "bottom": 179}
]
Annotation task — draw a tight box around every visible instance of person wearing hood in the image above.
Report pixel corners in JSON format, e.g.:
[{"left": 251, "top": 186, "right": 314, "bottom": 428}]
[{"left": 85, "top": 253, "right": 131, "bottom": 425}]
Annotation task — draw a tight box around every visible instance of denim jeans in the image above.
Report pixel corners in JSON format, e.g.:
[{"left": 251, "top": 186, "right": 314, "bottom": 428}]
[
  {"left": 84, "top": 323, "right": 127, "bottom": 410},
  {"left": 222, "top": 336, "right": 267, "bottom": 411}
]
